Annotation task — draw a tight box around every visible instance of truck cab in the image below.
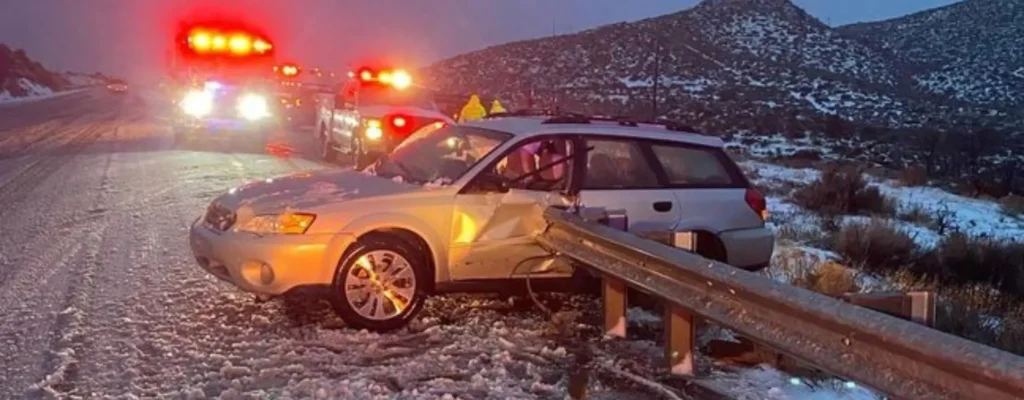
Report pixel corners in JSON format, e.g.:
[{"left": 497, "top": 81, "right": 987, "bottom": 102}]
[{"left": 316, "top": 67, "right": 454, "bottom": 169}]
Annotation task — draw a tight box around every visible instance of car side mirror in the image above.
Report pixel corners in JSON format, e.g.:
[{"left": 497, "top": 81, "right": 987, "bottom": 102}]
[{"left": 473, "top": 171, "right": 509, "bottom": 193}]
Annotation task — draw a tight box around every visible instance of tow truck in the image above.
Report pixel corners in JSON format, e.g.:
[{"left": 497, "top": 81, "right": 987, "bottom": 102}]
[
  {"left": 167, "top": 22, "right": 283, "bottom": 149},
  {"left": 316, "top": 66, "right": 454, "bottom": 169}
]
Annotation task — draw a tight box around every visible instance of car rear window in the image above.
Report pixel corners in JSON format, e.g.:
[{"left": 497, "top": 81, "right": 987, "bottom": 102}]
[
  {"left": 582, "top": 138, "right": 660, "bottom": 189},
  {"left": 648, "top": 143, "right": 741, "bottom": 187}
]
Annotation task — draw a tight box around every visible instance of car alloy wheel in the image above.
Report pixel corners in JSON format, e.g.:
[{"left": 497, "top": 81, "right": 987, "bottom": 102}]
[
  {"left": 321, "top": 132, "right": 337, "bottom": 163},
  {"left": 329, "top": 237, "right": 427, "bottom": 331}
]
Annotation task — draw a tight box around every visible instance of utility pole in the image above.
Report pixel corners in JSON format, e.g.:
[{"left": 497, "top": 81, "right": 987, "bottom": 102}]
[{"left": 651, "top": 39, "right": 664, "bottom": 121}]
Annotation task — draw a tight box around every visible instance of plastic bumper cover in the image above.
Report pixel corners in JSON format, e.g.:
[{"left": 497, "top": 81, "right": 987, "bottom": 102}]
[
  {"left": 718, "top": 226, "right": 775, "bottom": 271},
  {"left": 188, "top": 218, "right": 355, "bottom": 295}
]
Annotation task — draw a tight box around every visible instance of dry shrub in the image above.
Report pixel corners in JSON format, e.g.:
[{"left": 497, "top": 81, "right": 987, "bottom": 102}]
[
  {"left": 933, "top": 285, "right": 1024, "bottom": 356},
  {"left": 921, "top": 233, "right": 1024, "bottom": 296},
  {"left": 829, "top": 219, "right": 921, "bottom": 273},
  {"left": 898, "top": 165, "right": 928, "bottom": 186},
  {"left": 1000, "top": 194, "right": 1024, "bottom": 217},
  {"left": 897, "top": 203, "right": 936, "bottom": 227},
  {"left": 791, "top": 165, "right": 896, "bottom": 221},
  {"left": 789, "top": 149, "right": 823, "bottom": 161},
  {"left": 766, "top": 248, "right": 822, "bottom": 285},
  {"left": 760, "top": 180, "right": 799, "bottom": 197},
  {"left": 791, "top": 261, "right": 860, "bottom": 297},
  {"left": 774, "top": 223, "right": 826, "bottom": 246}
]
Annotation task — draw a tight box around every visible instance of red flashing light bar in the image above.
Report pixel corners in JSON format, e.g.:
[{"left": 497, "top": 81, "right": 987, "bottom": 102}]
[
  {"left": 354, "top": 67, "right": 412, "bottom": 89},
  {"left": 187, "top": 28, "right": 273, "bottom": 56}
]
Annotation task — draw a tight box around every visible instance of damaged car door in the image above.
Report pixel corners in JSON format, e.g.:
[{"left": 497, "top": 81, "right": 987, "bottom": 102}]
[{"left": 448, "top": 135, "right": 579, "bottom": 281}]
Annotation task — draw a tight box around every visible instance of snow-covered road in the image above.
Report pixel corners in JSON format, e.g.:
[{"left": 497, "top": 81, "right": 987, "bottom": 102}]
[
  {"left": 0, "top": 89, "right": 878, "bottom": 400},
  {"left": 0, "top": 89, "right": 666, "bottom": 400}
]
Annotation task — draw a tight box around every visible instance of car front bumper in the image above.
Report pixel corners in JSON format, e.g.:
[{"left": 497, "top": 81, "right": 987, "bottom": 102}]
[
  {"left": 718, "top": 226, "right": 775, "bottom": 271},
  {"left": 176, "top": 115, "right": 278, "bottom": 133},
  {"left": 188, "top": 218, "right": 354, "bottom": 295}
]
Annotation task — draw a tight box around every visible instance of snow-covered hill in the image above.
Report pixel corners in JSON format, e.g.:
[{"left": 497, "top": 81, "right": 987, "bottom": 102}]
[
  {"left": 839, "top": 0, "right": 1024, "bottom": 109},
  {"left": 0, "top": 43, "right": 109, "bottom": 103},
  {"left": 424, "top": 0, "right": 1020, "bottom": 133}
]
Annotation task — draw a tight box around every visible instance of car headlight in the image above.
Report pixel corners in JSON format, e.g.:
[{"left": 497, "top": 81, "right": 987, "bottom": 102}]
[
  {"left": 365, "top": 119, "right": 383, "bottom": 140},
  {"left": 236, "top": 213, "right": 316, "bottom": 235},
  {"left": 181, "top": 90, "right": 213, "bottom": 117},
  {"left": 238, "top": 94, "right": 270, "bottom": 120}
]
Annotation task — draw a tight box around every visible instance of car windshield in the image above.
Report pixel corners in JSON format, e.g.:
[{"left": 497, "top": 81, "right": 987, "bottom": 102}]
[
  {"left": 372, "top": 124, "right": 512, "bottom": 186},
  {"left": 359, "top": 85, "right": 436, "bottom": 109}
]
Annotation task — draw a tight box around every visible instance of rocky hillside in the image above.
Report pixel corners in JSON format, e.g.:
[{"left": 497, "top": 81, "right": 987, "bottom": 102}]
[
  {"left": 839, "top": 0, "right": 1024, "bottom": 109},
  {"left": 1, "top": 43, "right": 108, "bottom": 101},
  {"left": 423, "top": 0, "right": 1020, "bottom": 134}
]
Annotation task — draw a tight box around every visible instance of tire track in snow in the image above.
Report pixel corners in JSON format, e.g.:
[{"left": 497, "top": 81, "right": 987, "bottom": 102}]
[
  {"left": 0, "top": 99, "right": 126, "bottom": 398},
  {"left": 39, "top": 149, "right": 319, "bottom": 397},
  {"left": 0, "top": 119, "right": 112, "bottom": 216},
  {"left": 30, "top": 152, "right": 117, "bottom": 398},
  {"left": 0, "top": 107, "right": 120, "bottom": 288}
]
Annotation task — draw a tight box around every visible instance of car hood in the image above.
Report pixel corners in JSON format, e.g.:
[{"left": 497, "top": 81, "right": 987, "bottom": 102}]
[{"left": 215, "top": 169, "right": 419, "bottom": 215}]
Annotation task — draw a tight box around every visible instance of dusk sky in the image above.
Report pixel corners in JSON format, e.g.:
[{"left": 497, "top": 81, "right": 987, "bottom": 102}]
[{"left": 0, "top": 0, "right": 960, "bottom": 83}]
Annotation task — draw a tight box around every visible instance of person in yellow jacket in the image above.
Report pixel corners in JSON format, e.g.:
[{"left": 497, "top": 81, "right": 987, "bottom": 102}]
[
  {"left": 458, "top": 94, "right": 487, "bottom": 122},
  {"left": 489, "top": 99, "right": 507, "bottom": 114}
]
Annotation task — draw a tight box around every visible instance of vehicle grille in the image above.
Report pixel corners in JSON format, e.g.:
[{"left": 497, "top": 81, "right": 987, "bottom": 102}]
[
  {"left": 204, "top": 203, "right": 236, "bottom": 231},
  {"left": 210, "top": 93, "right": 242, "bottom": 118}
]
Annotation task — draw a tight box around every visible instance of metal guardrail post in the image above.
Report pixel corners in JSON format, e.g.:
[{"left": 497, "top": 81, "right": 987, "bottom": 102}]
[
  {"left": 602, "top": 277, "right": 628, "bottom": 338},
  {"left": 909, "top": 291, "right": 937, "bottom": 326},
  {"left": 664, "top": 305, "right": 696, "bottom": 376}
]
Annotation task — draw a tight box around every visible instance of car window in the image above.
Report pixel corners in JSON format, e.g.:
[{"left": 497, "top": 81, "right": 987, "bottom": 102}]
[
  {"left": 376, "top": 125, "right": 511, "bottom": 186},
  {"left": 492, "top": 137, "right": 574, "bottom": 192},
  {"left": 649, "top": 143, "right": 737, "bottom": 186},
  {"left": 582, "top": 138, "right": 659, "bottom": 190}
]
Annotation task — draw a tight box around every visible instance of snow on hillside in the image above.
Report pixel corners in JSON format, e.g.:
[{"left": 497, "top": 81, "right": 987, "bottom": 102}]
[
  {"left": 838, "top": 0, "right": 1024, "bottom": 108},
  {"left": 62, "top": 72, "right": 108, "bottom": 87},
  {"left": 0, "top": 78, "right": 54, "bottom": 103},
  {"left": 425, "top": 0, "right": 1020, "bottom": 133},
  {"left": 0, "top": 43, "right": 108, "bottom": 104}
]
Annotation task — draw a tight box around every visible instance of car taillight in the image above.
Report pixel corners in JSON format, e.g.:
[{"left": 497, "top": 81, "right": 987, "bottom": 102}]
[
  {"left": 745, "top": 188, "right": 768, "bottom": 221},
  {"left": 391, "top": 116, "right": 408, "bottom": 128}
]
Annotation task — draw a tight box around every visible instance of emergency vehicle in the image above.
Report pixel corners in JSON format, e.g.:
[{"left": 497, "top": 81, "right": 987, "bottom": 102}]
[
  {"left": 316, "top": 66, "right": 454, "bottom": 169},
  {"left": 167, "top": 21, "right": 283, "bottom": 147},
  {"left": 274, "top": 63, "right": 331, "bottom": 128}
]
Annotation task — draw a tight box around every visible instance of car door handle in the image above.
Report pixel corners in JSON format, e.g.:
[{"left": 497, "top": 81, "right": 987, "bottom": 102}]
[{"left": 653, "top": 201, "right": 673, "bottom": 212}]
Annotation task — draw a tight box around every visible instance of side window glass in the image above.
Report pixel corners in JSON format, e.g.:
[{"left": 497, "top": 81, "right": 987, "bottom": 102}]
[
  {"left": 582, "top": 139, "right": 659, "bottom": 189},
  {"left": 493, "top": 137, "right": 573, "bottom": 192},
  {"left": 650, "top": 144, "right": 736, "bottom": 186}
]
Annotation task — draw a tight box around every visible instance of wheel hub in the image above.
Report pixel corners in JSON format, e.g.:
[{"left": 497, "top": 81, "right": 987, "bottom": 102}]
[{"left": 343, "top": 249, "right": 417, "bottom": 321}]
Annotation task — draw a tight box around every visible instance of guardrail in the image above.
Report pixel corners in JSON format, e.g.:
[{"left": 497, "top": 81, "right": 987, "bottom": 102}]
[{"left": 536, "top": 208, "right": 1024, "bottom": 400}]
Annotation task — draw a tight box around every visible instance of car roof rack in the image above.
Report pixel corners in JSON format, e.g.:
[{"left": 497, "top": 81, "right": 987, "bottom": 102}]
[
  {"left": 487, "top": 109, "right": 702, "bottom": 133},
  {"left": 544, "top": 114, "right": 701, "bottom": 133}
]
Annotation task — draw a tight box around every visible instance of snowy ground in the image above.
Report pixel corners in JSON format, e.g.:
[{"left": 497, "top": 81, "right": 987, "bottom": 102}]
[
  {"left": 4, "top": 87, "right": 997, "bottom": 399},
  {"left": 743, "top": 160, "right": 1024, "bottom": 247},
  {"left": 0, "top": 88, "right": 708, "bottom": 399}
]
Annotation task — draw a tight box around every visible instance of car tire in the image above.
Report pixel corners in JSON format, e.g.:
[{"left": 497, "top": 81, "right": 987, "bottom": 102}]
[
  {"left": 329, "top": 237, "right": 428, "bottom": 332},
  {"left": 321, "top": 134, "right": 338, "bottom": 163},
  {"left": 350, "top": 139, "right": 364, "bottom": 169}
]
